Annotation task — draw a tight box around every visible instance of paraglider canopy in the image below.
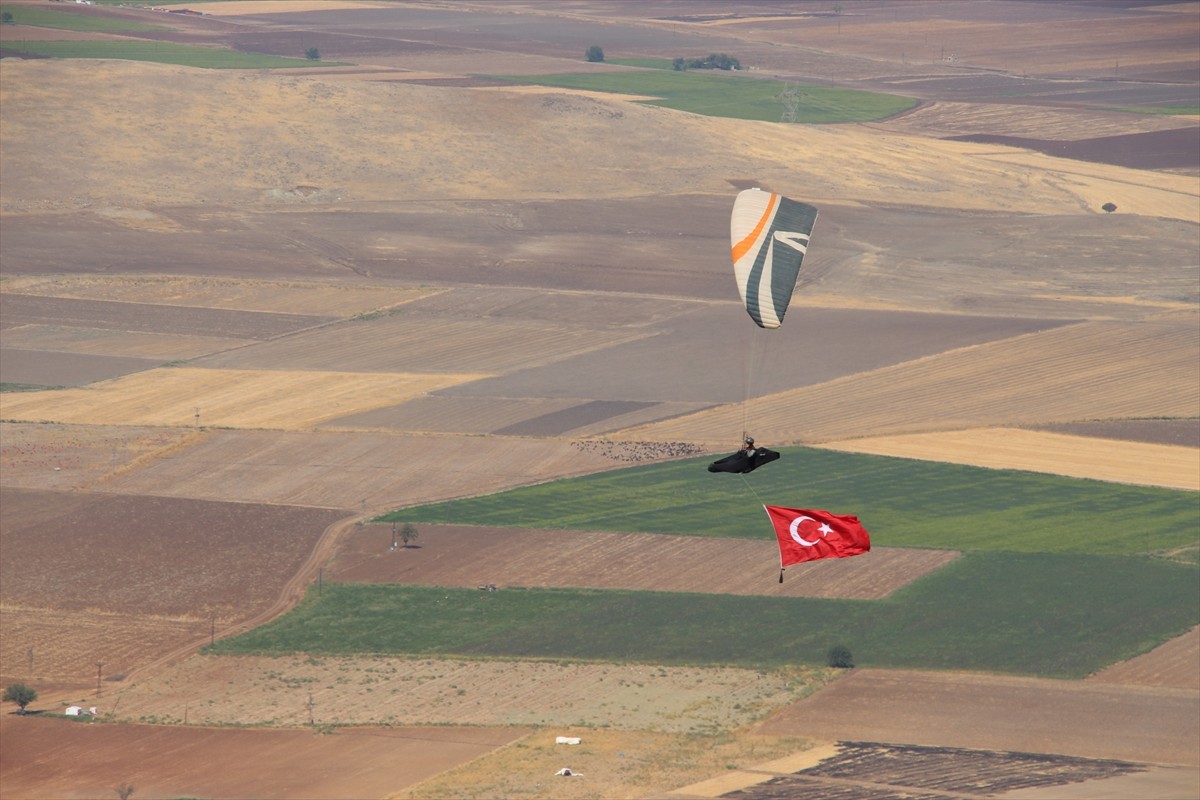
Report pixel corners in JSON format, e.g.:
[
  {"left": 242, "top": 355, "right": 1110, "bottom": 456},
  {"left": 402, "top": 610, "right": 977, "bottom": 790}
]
[{"left": 730, "top": 188, "right": 819, "bottom": 329}]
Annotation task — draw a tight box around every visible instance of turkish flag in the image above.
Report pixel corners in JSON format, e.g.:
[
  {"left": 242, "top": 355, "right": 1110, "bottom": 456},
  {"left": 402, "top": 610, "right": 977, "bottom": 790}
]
[{"left": 765, "top": 506, "right": 871, "bottom": 568}]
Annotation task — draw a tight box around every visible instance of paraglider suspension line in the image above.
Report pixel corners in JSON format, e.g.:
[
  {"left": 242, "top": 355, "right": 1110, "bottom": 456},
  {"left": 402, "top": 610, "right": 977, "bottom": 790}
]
[{"left": 738, "top": 473, "right": 765, "bottom": 505}]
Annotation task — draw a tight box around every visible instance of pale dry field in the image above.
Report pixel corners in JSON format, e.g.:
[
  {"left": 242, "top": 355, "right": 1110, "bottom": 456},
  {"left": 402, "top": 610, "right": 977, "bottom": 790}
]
[
  {"left": 106, "top": 655, "right": 828, "bottom": 733},
  {"left": 819, "top": 428, "right": 1200, "bottom": 492},
  {"left": 91, "top": 429, "right": 628, "bottom": 508},
  {"left": 3, "top": 61, "right": 1196, "bottom": 219},
  {"left": 0, "top": 367, "right": 487, "bottom": 429},
  {"left": 2, "top": 274, "right": 439, "bottom": 316}
]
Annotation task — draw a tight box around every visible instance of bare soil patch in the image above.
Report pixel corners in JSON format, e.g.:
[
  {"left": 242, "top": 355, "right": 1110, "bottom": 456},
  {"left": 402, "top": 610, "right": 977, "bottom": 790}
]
[
  {"left": 0, "top": 487, "right": 345, "bottom": 683},
  {"left": 1089, "top": 625, "right": 1200, "bottom": 690},
  {"left": 0, "top": 422, "right": 193, "bottom": 493},
  {"left": 0, "top": 348, "right": 160, "bottom": 387},
  {"left": 881, "top": 100, "right": 1199, "bottom": 142},
  {"left": 94, "top": 429, "right": 628, "bottom": 509},
  {"left": 620, "top": 319, "right": 1200, "bottom": 450},
  {"left": 0, "top": 713, "right": 526, "bottom": 800},
  {"left": 753, "top": 668, "right": 1200, "bottom": 768},
  {"left": 3, "top": 274, "right": 437, "bottom": 316},
  {"left": 1029, "top": 418, "right": 1200, "bottom": 448},
  {"left": 0, "top": 293, "right": 334, "bottom": 340},
  {"left": 949, "top": 126, "right": 1200, "bottom": 171},
  {"left": 712, "top": 0, "right": 1200, "bottom": 82},
  {"left": 1, "top": 324, "right": 252, "bottom": 361},
  {"left": 330, "top": 524, "right": 959, "bottom": 600},
  {"left": 715, "top": 741, "right": 1145, "bottom": 800},
  {"left": 195, "top": 0, "right": 388, "bottom": 15}
]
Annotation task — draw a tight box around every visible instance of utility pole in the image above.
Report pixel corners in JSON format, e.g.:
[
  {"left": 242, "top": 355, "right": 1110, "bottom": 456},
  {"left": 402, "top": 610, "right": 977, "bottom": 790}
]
[
  {"left": 96, "top": 661, "right": 104, "bottom": 697},
  {"left": 779, "top": 82, "right": 801, "bottom": 123},
  {"left": 307, "top": 693, "right": 316, "bottom": 725}
]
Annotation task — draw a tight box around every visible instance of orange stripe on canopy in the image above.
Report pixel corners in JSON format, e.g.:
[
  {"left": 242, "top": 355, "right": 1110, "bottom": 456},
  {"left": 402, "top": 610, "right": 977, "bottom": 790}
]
[{"left": 731, "top": 192, "right": 778, "bottom": 263}]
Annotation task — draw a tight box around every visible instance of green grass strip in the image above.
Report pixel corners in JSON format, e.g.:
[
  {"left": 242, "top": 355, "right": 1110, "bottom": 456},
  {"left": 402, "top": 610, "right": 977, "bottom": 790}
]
[
  {"left": 490, "top": 70, "right": 916, "bottom": 123},
  {"left": 0, "top": 4, "right": 166, "bottom": 31},
  {"left": 0, "top": 383, "right": 65, "bottom": 393},
  {"left": 210, "top": 552, "right": 1198, "bottom": 678},
  {"left": 379, "top": 447, "right": 1199, "bottom": 558},
  {"left": 5, "top": 39, "right": 346, "bottom": 68}
]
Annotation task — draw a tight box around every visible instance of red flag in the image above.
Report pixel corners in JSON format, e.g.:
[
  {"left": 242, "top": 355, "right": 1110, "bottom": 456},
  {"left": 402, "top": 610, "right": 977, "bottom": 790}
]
[{"left": 765, "top": 506, "right": 871, "bottom": 568}]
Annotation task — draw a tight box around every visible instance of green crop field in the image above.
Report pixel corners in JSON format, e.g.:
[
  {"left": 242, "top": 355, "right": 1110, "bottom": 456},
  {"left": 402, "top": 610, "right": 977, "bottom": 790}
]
[
  {"left": 0, "top": 4, "right": 166, "bottom": 31},
  {"left": 490, "top": 69, "right": 916, "bottom": 123},
  {"left": 379, "top": 448, "right": 1200, "bottom": 559},
  {"left": 3, "top": 40, "right": 344, "bottom": 69},
  {"left": 212, "top": 448, "right": 1199, "bottom": 677},
  {"left": 211, "top": 552, "right": 1197, "bottom": 678}
]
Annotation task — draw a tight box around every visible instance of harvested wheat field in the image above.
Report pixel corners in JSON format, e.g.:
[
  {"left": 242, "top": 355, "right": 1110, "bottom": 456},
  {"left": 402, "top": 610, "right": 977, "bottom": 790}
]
[
  {"left": 1, "top": 1, "right": 1196, "bottom": 798},
  {"left": 819, "top": 428, "right": 1200, "bottom": 491},
  {"left": 0, "top": 368, "right": 486, "bottom": 430}
]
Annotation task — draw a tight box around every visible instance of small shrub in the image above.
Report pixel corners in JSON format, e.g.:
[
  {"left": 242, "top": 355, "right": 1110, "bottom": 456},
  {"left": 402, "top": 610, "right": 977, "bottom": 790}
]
[{"left": 826, "top": 645, "right": 854, "bottom": 668}]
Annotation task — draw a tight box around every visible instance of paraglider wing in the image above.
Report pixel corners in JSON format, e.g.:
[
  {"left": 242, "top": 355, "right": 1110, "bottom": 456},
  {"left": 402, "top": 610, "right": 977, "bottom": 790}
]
[
  {"left": 707, "top": 447, "right": 780, "bottom": 473},
  {"left": 730, "top": 189, "right": 818, "bottom": 329}
]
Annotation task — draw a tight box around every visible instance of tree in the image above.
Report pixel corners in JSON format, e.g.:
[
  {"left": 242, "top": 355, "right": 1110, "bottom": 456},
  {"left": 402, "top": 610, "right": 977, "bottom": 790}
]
[
  {"left": 3, "top": 683, "right": 37, "bottom": 714},
  {"left": 585, "top": 45, "right": 604, "bottom": 63},
  {"left": 1101, "top": 202, "right": 1117, "bottom": 213},
  {"left": 826, "top": 645, "right": 854, "bottom": 668},
  {"left": 682, "top": 53, "right": 740, "bottom": 71},
  {"left": 305, "top": 47, "right": 320, "bottom": 61},
  {"left": 400, "top": 523, "right": 419, "bottom": 548},
  {"left": 114, "top": 784, "right": 136, "bottom": 800},
  {"left": 2, "top": 11, "right": 14, "bottom": 23},
  {"left": 672, "top": 57, "right": 686, "bottom": 71}
]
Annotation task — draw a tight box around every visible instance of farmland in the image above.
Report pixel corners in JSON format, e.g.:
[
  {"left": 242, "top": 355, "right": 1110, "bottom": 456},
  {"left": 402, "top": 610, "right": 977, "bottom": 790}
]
[
  {"left": 378, "top": 447, "right": 1200, "bottom": 557},
  {"left": 492, "top": 69, "right": 918, "bottom": 122},
  {"left": 1, "top": 0, "right": 1197, "bottom": 798}
]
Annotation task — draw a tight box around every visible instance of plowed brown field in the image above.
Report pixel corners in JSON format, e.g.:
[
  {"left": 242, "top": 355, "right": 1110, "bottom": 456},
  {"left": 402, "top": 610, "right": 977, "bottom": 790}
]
[
  {"left": 0, "top": 488, "right": 346, "bottom": 683},
  {"left": 0, "top": 713, "right": 528, "bottom": 800},
  {"left": 331, "top": 524, "right": 959, "bottom": 599},
  {"left": 618, "top": 319, "right": 1200, "bottom": 447}
]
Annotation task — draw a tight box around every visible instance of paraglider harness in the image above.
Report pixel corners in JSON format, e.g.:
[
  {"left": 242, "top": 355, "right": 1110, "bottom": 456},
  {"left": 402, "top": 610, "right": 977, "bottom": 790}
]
[{"left": 707, "top": 434, "right": 779, "bottom": 474}]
